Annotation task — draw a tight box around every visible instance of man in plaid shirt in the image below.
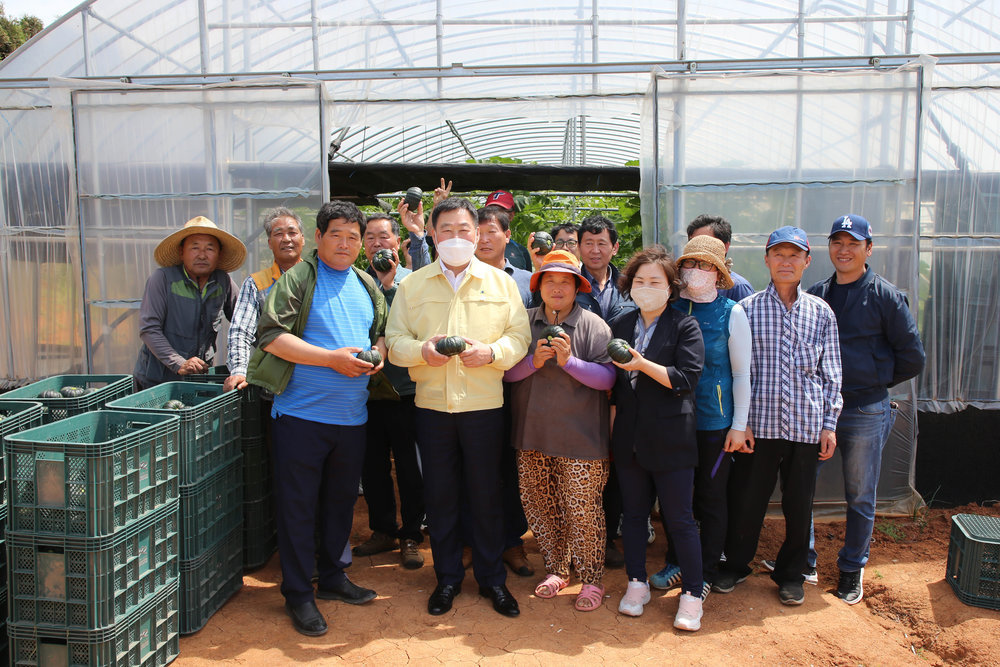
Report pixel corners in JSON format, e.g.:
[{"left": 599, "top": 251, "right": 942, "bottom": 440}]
[{"left": 713, "top": 226, "right": 842, "bottom": 606}]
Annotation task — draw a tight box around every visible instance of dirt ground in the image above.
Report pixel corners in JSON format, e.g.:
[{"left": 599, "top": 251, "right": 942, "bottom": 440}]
[{"left": 175, "top": 502, "right": 1000, "bottom": 666}]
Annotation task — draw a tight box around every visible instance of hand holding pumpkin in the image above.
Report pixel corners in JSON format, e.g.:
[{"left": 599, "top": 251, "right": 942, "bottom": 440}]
[
  {"left": 610, "top": 346, "right": 646, "bottom": 372},
  {"left": 532, "top": 339, "right": 556, "bottom": 367},
  {"left": 421, "top": 335, "right": 452, "bottom": 367},
  {"left": 397, "top": 198, "right": 425, "bottom": 238},
  {"left": 548, "top": 333, "right": 572, "bottom": 366},
  {"left": 328, "top": 346, "right": 375, "bottom": 377},
  {"left": 458, "top": 338, "right": 493, "bottom": 368}
]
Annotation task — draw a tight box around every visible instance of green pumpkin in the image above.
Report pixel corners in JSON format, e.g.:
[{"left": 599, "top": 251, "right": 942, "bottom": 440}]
[
  {"left": 540, "top": 324, "right": 565, "bottom": 345},
  {"left": 607, "top": 338, "right": 634, "bottom": 364},
  {"left": 162, "top": 399, "right": 187, "bottom": 410},
  {"left": 82, "top": 387, "right": 98, "bottom": 395},
  {"left": 371, "top": 248, "right": 395, "bottom": 273},
  {"left": 404, "top": 186, "right": 423, "bottom": 211},
  {"left": 60, "top": 386, "right": 86, "bottom": 398},
  {"left": 435, "top": 336, "right": 467, "bottom": 357},
  {"left": 39, "top": 389, "right": 63, "bottom": 399},
  {"left": 531, "top": 231, "right": 553, "bottom": 255},
  {"left": 357, "top": 349, "right": 382, "bottom": 366}
]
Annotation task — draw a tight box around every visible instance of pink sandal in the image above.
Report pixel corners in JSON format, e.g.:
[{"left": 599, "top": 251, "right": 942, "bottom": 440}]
[
  {"left": 534, "top": 574, "right": 569, "bottom": 599},
  {"left": 575, "top": 583, "right": 605, "bottom": 611}
]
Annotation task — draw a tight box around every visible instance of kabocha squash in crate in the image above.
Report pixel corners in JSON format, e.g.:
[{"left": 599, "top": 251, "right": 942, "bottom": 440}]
[
  {"left": 371, "top": 248, "right": 395, "bottom": 272},
  {"left": 357, "top": 349, "right": 382, "bottom": 366},
  {"left": 607, "top": 338, "right": 634, "bottom": 364},
  {"left": 162, "top": 399, "right": 187, "bottom": 410},
  {"left": 38, "top": 389, "right": 63, "bottom": 399},
  {"left": 435, "top": 336, "right": 467, "bottom": 357}
]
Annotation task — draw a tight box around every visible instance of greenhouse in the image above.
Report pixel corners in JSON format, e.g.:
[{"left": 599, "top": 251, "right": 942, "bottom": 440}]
[{"left": 0, "top": 0, "right": 999, "bottom": 662}]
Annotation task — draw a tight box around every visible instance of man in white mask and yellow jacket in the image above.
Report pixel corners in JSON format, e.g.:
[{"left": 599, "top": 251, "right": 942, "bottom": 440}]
[{"left": 386, "top": 197, "right": 531, "bottom": 619}]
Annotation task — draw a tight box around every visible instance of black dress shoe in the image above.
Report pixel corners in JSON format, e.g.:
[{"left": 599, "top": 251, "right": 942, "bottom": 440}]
[
  {"left": 285, "top": 600, "right": 328, "bottom": 636},
  {"left": 427, "top": 583, "right": 461, "bottom": 615},
  {"left": 316, "top": 576, "right": 377, "bottom": 605},
  {"left": 479, "top": 585, "right": 520, "bottom": 617}
]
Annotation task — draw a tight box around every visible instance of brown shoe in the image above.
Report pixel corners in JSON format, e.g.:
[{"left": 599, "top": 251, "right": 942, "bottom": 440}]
[
  {"left": 502, "top": 545, "right": 534, "bottom": 577},
  {"left": 401, "top": 539, "right": 424, "bottom": 570},
  {"left": 462, "top": 546, "right": 473, "bottom": 569},
  {"left": 352, "top": 531, "right": 397, "bottom": 557}
]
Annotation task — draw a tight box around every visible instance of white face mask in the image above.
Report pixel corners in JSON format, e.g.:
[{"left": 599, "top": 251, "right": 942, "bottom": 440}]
[
  {"left": 631, "top": 286, "right": 670, "bottom": 312},
  {"left": 436, "top": 237, "right": 477, "bottom": 267},
  {"left": 680, "top": 267, "right": 718, "bottom": 303}
]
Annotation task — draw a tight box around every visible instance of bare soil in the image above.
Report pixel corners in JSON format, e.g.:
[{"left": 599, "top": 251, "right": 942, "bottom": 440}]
[{"left": 175, "top": 503, "right": 1000, "bottom": 665}]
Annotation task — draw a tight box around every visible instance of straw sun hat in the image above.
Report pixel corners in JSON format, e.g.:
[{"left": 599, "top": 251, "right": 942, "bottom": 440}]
[
  {"left": 154, "top": 216, "right": 247, "bottom": 273},
  {"left": 676, "top": 235, "right": 735, "bottom": 290}
]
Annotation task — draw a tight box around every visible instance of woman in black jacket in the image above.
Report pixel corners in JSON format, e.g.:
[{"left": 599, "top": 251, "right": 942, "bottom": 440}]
[{"left": 609, "top": 245, "right": 706, "bottom": 631}]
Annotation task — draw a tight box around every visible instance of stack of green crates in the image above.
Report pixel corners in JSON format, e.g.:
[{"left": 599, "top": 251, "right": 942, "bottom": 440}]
[
  {"left": 106, "top": 381, "right": 244, "bottom": 634},
  {"left": 4, "top": 410, "right": 180, "bottom": 666},
  {"left": 184, "top": 367, "right": 277, "bottom": 571},
  {"left": 0, "top": 400, "right": 43, "bottom": 664},
  {"left": 3, "top": 374, "right": 132, "bottom": 424}
]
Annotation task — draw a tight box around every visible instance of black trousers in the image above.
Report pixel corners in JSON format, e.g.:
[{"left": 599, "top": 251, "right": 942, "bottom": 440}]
[
  {"left": 416, "top": 407, "right": 506, "bottom": 588},
  {"left": 361, "top": 396, "right": 425, "bottom": 543},
  {"left": 603, "top": 463, "right": 623, "bottom": 544},
  {"left": 271, "top": 414, "right": 366, "bottom": 605},
  {"left": 721, "top": 438, "right": 819, "bottom": 586},
  {"left": 663, "top": 428, "right": 733, "bottom": 584}
]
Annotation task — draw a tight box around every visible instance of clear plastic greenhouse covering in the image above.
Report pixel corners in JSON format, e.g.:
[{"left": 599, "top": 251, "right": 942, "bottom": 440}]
[{"left": 1, "top": 0, "right": 1000, "bottom": 510}]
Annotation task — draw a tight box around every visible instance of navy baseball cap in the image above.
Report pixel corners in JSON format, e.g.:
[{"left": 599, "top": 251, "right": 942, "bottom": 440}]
[
  {"left": 829, "top": 214, "right": 872, "bottom": 241},
  {"left": 766, "top": 226, "right": 810, "bottom": 253}
]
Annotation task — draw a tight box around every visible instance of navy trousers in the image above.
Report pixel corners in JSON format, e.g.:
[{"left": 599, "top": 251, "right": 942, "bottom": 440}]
[
  {"left": 415, "top": 407, "right": 506, "bottom": 588},
  {"left": 271, "top": 414, "right": 366, "bottom": 605}
]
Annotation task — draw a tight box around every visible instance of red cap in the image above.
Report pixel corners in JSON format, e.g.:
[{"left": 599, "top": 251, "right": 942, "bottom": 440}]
[{"left": 485, "top": 190, "right": 515, "bottom": 211}]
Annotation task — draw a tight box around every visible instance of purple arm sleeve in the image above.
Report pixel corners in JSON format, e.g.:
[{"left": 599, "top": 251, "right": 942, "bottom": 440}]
[
  {"left": 562, "top": 357, "right": 616, "bottom": 390},
  {"left": 503, "top": 355, "right": 538, "bottom": 382}
]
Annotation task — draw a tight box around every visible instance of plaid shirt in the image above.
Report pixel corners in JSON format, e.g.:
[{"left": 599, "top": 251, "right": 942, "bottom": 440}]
[
  {"left": 226, "top": 275, "right": 265, "bottom": 377},
  {"left": 740, "top": 283, "right": 842, "bottom": 443}
]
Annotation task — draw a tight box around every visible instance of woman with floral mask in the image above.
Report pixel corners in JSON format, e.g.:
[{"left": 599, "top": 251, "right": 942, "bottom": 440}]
[
  {"left": 504, "top": 250, "right": 616, "bottom": 612},
  {"left": 648, "top": 235, "right": 752, "bottom": 601},
  {"left": 608, "top": 245, "right": 706, "bottom": 631}
]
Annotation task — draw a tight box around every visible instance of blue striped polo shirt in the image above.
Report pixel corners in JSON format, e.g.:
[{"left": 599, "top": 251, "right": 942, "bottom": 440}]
[{"left": 273, "top": 261, "right": 374, "bottom": 425}]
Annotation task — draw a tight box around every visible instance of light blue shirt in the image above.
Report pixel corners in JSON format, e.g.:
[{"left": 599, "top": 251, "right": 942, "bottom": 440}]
[{"left": 273, "top": 261, "right": 374, "bottom": 425}]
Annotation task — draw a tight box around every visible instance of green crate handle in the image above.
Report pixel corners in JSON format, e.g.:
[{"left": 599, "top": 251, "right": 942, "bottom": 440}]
[{"left": 36, "top": 451, "right": 64, "bottom": 462}]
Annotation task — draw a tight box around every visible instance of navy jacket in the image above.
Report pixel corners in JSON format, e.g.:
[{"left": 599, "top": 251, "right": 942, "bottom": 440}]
[
  {"left": 807, "top": 267, "right": 925, "bottom": 409},
  {"left": 609, "top": 307, "right": 704, "bottom": 472}
]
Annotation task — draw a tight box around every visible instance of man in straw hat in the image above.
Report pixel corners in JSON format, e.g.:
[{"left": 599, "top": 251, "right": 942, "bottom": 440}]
[{"left": 133, "top": 215, "right": 246, "bottom": 390}]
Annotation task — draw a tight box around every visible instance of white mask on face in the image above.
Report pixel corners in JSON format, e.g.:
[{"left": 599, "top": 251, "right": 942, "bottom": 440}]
[
  {"left": 680, "top": 267, "right": 718, "bottom": 303},
  {"left": 630, "top": 286, "right": 670, "bottom": 312},
  {"left": 436, "top": 237, "right": 477, "bottom": 267}
]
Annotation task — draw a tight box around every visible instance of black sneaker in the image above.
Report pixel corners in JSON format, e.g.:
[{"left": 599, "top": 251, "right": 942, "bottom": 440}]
[
  {"left": 835, "top": 568, "right": 864, "bottom": 605},
  {"left": 777, "top": 580, "right": 805, "bottom": 605},
  {"left": 711, "top": 570, "right": 748, "bottom": 593}
]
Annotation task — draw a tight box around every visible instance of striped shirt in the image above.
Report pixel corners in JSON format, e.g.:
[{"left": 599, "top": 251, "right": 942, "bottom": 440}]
[
  {"left": 740, "top": 283, "right": 842, "bottom": 443},
  {"left": 272, "top": 261, "right": 374, "bottom": 425}
]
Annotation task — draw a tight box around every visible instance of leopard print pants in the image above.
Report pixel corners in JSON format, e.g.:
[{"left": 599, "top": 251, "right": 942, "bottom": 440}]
[{"left": 517, "top": 449, "right": 610, "bottom": 586}]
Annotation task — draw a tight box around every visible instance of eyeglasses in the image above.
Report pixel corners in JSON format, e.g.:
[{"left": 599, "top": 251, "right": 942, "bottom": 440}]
[
  {"left": 680, "top": 259, "right": 716, "bottom": 271},
  {"left": 553, "top": 240, "right": 578, "bottom": 249}
]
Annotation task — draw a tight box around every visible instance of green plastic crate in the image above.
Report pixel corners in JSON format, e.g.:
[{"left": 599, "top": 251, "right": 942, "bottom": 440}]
[
  {"left": 242, "top": 494, "right": 276, "bottom": 571},
  {"left": 8, "top": 501, "right": 179, "bottom": 630},
  {"left": 946, "top": 513, "right": 1000, "bottom": 611},
  {"left": 9, "top": 578, "right": 179, "bottom": 667},
  {"left": 0, "top": 401, "right": 45, "bottom": 505},
  {"left": 180, "top": 458, "right": 243, "bottom": 560},
  {"left": 3, "top": 375, "right": 132, "bottom": 424},
  {"left": 105, "top": 381, "right": 241, "bottom": 486},
  {"left": 180, "top": 526, "right": 243, "bottom": 635},
  {"left": 241, "top": 435, "right": 272, "bottom": 504},
  {"left": 183, "top": 366, "right": 269, "bottom": 440},
  {"left": 5, "top": 411, "right": 179, "bottom": 537}
]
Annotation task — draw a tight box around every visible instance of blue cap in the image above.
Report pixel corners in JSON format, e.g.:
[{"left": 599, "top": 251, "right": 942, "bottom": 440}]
[
  {"left": 766, "top": 226, "right": 810, "bottom": 253},
  {"left": 829, "top": 214, "right": 872, "bottom": 241}
]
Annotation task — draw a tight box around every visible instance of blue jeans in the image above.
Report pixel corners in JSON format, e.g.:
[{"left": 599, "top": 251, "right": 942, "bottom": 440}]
[{"left": 809, "top": 397, "right": 897, "bottom": 572}]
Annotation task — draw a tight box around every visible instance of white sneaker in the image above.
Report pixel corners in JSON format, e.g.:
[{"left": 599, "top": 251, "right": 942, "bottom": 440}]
[
  {"left": 618, "top": 579, "right": 651, "bottom": 617},
  {"left": 673, "top": 592, "right": 703, "bottom": 632}
]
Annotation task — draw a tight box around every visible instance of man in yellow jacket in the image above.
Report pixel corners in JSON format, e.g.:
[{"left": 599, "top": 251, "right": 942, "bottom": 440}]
[{"left": 387, "top": 197, "right": 531, "bottom": 618}]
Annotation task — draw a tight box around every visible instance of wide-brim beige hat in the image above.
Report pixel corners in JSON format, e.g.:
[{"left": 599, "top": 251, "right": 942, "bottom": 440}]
[
  {"left": 676, "top": 235, "right": 734, "bottom": 290},
  {"left": 154, "top": 216, "right": 247, "bottom": 273}
]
